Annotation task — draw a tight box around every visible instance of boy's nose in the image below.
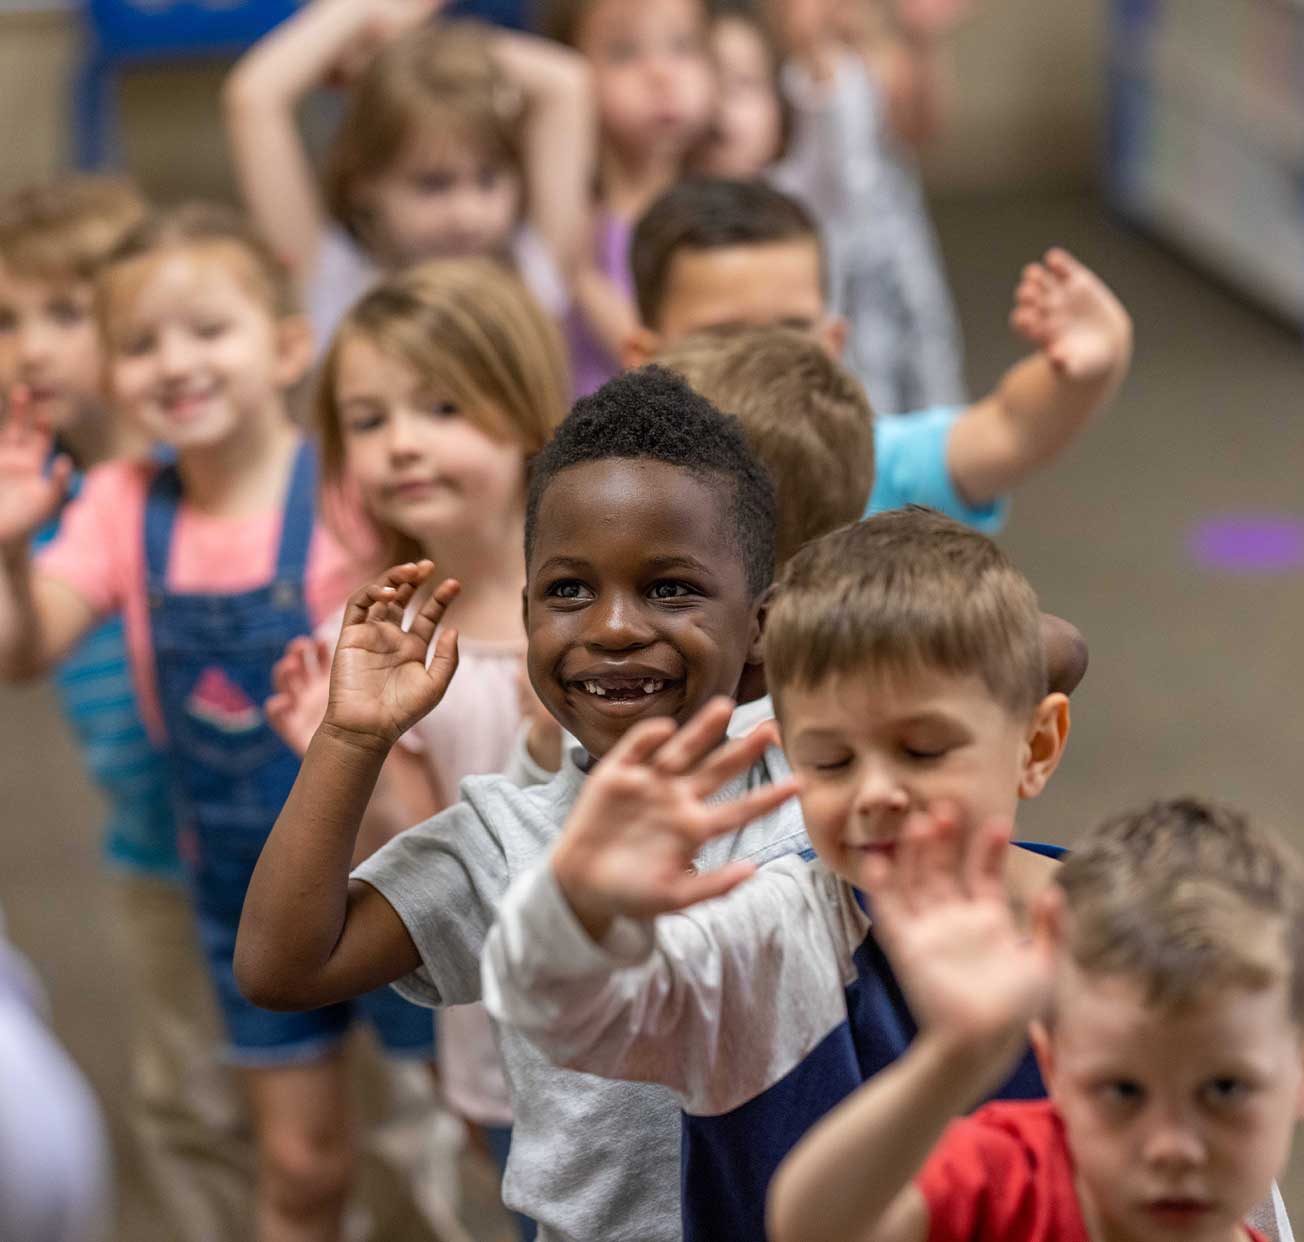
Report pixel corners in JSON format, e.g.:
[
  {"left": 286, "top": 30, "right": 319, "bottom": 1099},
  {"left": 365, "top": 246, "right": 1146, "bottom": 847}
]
[
  {"left": 852, "top": 762, "right": 909, "bottom": 819},
  {"left": 584, "top": 595, "right": 656, "bottom": 650},
  {"left": 1142, "top": 1114, "right": 1206, "bottom": 1170}
]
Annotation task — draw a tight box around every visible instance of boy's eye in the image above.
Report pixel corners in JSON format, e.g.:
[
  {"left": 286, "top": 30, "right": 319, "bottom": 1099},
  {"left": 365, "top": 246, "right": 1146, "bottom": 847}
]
[
  {"left": 811, "top": 756, "right": 852, "bottom": 774},
  {"left": 477, "top": 166, "right": 502, "bottom": 192},
  {"left": 48, "top": 298, "right": 87, "bottom": 327},
  {"left": 194, "top": 320, "right": 228, "bottom": 340},
  {"left": 546, "top": 579, "right": 593, "bottom": 601},
  {"left": 1203, "top": 1077, "right": 1251, "bottom": 1107},
  {"left": 1099, "top": 1080, "right": 1145, "bottom": 1109},
  {"left": 425, "top": 400, "right": 460, "bottom": 419},
  {"left": 412, "top": 170, "right": 455, "bottom": 195},
  {"left": 647, "top": 580, "right": 695, "bottom": 600},
  {"left": 902, "top": 745, "right": 948, "bottom": 761}
]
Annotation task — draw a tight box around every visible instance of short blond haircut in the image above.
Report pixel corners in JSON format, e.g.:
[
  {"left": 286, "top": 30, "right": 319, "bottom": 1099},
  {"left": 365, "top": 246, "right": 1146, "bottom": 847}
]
[
  {"left": 656, "top": 327, "right": 873, "bottom": 567},
  {"left": 325, "top": 22, "right": 524, "bottom": 250},
  {"left": 1055, "top": 797, "right": 1304, "bottom": 1025},
  {"left": 98, "top": 200, "right": 299, "bottom": 324},
  {"left": 0, "top": 176, "right": 147, "bottom": 284},
  {"left": 317, "top": 256, "right": 570, "bottom": 563},
  {"left": 764, "top": 507, "right": 1046, "bottom": 716}
]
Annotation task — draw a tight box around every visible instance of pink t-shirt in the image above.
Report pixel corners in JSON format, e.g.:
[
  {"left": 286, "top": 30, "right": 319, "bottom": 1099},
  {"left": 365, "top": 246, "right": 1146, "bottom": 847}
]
[{"left": 38, "top": 458, "right": 365, "bottom": 743}]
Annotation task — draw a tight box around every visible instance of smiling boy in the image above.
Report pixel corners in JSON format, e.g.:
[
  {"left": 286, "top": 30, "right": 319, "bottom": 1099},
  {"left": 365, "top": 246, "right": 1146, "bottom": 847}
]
[{"left": 235, "top": 366, "right": 807, "bottom": 1242}]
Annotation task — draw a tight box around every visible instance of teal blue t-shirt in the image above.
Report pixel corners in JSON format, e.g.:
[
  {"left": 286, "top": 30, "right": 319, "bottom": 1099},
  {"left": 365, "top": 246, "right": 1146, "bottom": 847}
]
[{"left": 867, "top": 407, "right": 1008, "bottom": 533}]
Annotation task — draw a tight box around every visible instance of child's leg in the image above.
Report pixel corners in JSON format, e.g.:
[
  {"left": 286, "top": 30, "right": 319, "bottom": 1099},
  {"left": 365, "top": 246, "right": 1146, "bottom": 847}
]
[
  {"left": 108, "top": 871, "right": 256, "bottom": 1242},
  {"left": 244, "top": 1055, "right": 355, "bottom": 1242}
]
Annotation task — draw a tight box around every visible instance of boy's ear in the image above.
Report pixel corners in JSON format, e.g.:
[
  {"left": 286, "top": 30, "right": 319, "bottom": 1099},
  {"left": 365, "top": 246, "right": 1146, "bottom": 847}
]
[
  {"left": 1018, "top": 692, "right": 1069, "bottom": 800},
  {"left": 1029, "top": 1019, "right": 1056, "bottom": 1096},
  {"left": 622, "top": 325, "right": 663, "bottom": 371},
  {"left": 276, "top": 315, "right": 315, "bottom": 388},
  {"left": 819, "top": 315, "right": 848, "bottom": 362},
  {"left": 747, "top": 584, "right": 775, "bottom": 667},
  {"left": 521, "top": 585, "right": 530, "bottom": 631}
]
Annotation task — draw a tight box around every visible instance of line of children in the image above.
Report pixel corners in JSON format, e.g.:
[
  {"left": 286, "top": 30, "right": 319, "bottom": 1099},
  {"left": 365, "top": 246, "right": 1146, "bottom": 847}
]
[{"left": 0, "top": 201, "right": 451, "bottom": 1242}]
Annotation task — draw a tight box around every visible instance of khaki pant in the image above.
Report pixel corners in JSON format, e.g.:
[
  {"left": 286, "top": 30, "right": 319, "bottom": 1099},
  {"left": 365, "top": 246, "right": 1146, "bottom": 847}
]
[{"left": 107, "top": 872, "right": 477, "bottom": 1242}]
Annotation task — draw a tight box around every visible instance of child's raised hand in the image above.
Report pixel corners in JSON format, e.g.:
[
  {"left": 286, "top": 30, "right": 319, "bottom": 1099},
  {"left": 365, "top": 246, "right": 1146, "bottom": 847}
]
[
  {"left": 0, "top": 387, "right": 71, "bottom": 552},
  {"left": 552, "top": 698, "right": 799, "bottom": 942},
  {"left": 322, "top": 561, "right": 460, "bottom": 751},
  {"left": 860, "top": 803, "right": 1060, "bottom": 1048},
  {"left": 266, "top": 636, "right": 333, "bottom": 757},
  {"left": 1010, "top": 248, "right": 1133, "bottom": 385},
  {"left": 325, "top": 0, "right": 444, "bottom": 86}
]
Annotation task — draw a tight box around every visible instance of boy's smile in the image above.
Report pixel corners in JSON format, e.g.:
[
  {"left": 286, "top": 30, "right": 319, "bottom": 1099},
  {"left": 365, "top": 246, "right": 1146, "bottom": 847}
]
[{"left": 525, "top": 458, "right": 761, "bottom": 759}]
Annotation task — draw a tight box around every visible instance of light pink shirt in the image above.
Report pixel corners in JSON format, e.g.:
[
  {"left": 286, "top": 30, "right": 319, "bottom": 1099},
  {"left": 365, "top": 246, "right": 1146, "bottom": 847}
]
[{"left": 38, "top": 458, "right": 364, "bottom": 742}]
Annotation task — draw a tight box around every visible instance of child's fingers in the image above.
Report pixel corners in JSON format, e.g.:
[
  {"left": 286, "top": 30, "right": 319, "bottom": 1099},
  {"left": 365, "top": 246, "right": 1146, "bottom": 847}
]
[
  {"left": 341, "top": 563, "right": 423, "bottom": 628},
  {"left": 685, "top": 720, "right": 779, "bottom": 800},
  {"left": 601, "top": 715, "right": 680, "bottom": 770},
  {"left": 895, "top": 809, "right": 937, "bottom": 914},
  {"left": 648, "top": 696, "right": 735, "bottom": 777},
  {"left": 666, "top": 859, "right": 756, "bottom": 910},
  {"left": 698, "top": 775, "right": 800, "bottom": 844},
  {"left": 424, "top": 626, "right": 460, "bottom": 698},
  {"left": 913, "top": 802, "right": 965, "bottom": 904},
  {"left": 1042, "top": 247, "right": 1078, "bottom": 279},
  {"left": 964, "top": 816, "right": 1012, "bottom": 902},
  {"left": 406, "top": 575, "right": 461, "bottom": 645},
  {"left": 1030, "top": 884, "right": 1065, "bottom": 965}
]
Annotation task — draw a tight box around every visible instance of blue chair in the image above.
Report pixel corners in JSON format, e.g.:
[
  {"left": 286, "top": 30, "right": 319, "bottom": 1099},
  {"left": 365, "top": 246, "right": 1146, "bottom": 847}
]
[{"left": 74, "top": 0, "right": 304, "bottom": 169}]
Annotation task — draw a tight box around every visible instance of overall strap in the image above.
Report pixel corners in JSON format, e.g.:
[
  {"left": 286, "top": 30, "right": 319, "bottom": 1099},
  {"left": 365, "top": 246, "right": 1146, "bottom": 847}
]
[
  {"left": 274, "top": 440, "right": 318, "bottom": 579},
  {"left": 143, "top": 463, "right": 185, "bottom": 583}
]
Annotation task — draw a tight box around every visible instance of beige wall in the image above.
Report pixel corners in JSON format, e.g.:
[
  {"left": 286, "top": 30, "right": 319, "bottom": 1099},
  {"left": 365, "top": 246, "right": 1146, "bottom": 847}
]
[{"left": 0, "top": 1, "right": 1104, "bottom": 201}]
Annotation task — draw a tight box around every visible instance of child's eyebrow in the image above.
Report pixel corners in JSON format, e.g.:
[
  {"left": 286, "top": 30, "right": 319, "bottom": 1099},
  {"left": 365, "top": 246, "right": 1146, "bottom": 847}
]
[{"left": 643, "top": 555, "right": 712, "bottom": 576}]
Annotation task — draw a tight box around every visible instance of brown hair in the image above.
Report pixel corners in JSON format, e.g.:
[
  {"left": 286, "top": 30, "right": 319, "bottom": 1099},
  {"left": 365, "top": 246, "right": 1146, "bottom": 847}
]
[
  {"left": 631, "top": 177, "right": 824, "bottom": 325},
  {"left": 0, "top": 177, "right": 147, "bottom": 284},
  {"left": 1055, "top": 797, "right": 1304, "bottom": 1024},
  {"left": 536, "top": 0, "right": 596, "bottom": 48},
  {"left": 98, "top": 200, "right": 299, "bottom": 323},
  {"left": 655, "top": 327, "right": 872, "bottom": 567},
  {"left": 764, "top": 507, "right": 1046, "bottom": 716},
  {"left": 324, "top": 22, "right": 525, "bottom": 251},
  {"left": 317, "top": 256, "right": 570, "bottom": 563}
]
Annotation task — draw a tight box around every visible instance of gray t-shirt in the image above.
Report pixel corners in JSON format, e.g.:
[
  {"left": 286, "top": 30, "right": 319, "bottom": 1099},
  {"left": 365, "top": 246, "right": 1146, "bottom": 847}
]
[{"left": 351, "top": 701, "right": 808, "bottom": 1242}]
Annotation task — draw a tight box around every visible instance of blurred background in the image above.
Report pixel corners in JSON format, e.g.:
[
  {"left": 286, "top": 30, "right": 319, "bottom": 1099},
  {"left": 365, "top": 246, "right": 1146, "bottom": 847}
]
[{"left": 1, "top": 0, "right": 1303, "bottom": 1236}]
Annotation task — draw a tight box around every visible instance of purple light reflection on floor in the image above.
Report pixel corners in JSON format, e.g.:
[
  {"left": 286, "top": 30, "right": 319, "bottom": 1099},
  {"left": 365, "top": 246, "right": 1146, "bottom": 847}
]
[{"left": 1188, "top": 515, "right": 1304, "bottom": 573}]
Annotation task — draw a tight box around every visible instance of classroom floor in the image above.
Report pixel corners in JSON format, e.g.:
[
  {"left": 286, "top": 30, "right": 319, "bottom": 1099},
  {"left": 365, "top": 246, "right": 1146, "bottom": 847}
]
[{"left": 2, "top": 188, "right": 1302, "bottom": 1236}]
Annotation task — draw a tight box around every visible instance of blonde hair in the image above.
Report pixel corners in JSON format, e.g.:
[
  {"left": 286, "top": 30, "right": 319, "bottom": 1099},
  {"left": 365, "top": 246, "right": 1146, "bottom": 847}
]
[
  {"left": 765, "top": 507, "right": 1047, "bottom": 717},
  {"left": 0, "top": 176, "right": 147, "bottom": 284},
  {"left": 1055, "top": 798, "right": 1304, "bottom": 1024},
  {"left": 317, "top": 256, "right": 570, "bottom": 562},
  {"left": 656, "top": 327, "right": 873, "bottom": 567},
  {"left": 325, "top": 22, "right": 525, "bottom": 250},
  {"left": 97, "top": 200, "right": 299, "bottom": 324}
]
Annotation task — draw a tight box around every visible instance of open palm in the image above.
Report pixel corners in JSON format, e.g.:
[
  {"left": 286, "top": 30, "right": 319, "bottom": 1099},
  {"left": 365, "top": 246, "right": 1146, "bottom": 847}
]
[
  {"left": 861, "top": 805, "right": 1059, "bottom": 1044},
  {"left": 324, "top": 561, "right": 461, "bottom": 748},
  {"left": 0, "top": 394, "right": 68, "bottom": 549}
]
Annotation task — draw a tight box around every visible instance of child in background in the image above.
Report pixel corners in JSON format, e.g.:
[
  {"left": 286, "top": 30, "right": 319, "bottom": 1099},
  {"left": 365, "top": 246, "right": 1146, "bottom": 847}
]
[
  {"left": 626, "top": 177, "right": 1132, "bottom": 532},
  {"left": 0, "top": 178, "right": 257, "bottom": 1242},
  {"left": 224, "top": 0, "right": 594, "bottom": 354},
  {"left": 0, "top": 202, "right": 443, "bottom": 1242},
  {"left": 264, "top": 257, "right": 572, "bottom": 1240},
  {"left": 768, "top": 797, "right": 1304, "bottom": 1242},
  {"left": 696, "top": 0, "right": 970, "bottom": 414},
  {"left": 536, "top": 0, "right": 717, "bottom": 392},
  {"left": 481, "top": 508, "right": 1070, "bottom": 1240},
  {"left": 235, "top": 369, "right": 810, "bottom": 1242}
]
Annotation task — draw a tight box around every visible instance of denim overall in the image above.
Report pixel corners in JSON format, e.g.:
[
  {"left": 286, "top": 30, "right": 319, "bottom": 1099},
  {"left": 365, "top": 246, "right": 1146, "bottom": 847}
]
[{"left": 145, "top": 441, "right": 433, "bottom": 1064}]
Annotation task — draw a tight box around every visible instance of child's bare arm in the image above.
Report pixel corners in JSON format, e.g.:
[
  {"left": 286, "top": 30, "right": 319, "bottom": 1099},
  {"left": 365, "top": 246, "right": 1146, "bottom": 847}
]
[
  {"left": 767, "top": 806, "right": 1059, "bottom": 1242},
  {"left": 235, "top": 561, "right": 460, "bottom": 1010},
  {"left": 491, "top": 32, "right": 596, "bottom": 284},
  {"left": 222, "top": 0, "right": 439, "bottom": 278},
  {"left": 0, "top": 398, "right": 95, "bottom": 681},
  {"left": 946, "top": 249, "right": 1132, "bottom": 507}
]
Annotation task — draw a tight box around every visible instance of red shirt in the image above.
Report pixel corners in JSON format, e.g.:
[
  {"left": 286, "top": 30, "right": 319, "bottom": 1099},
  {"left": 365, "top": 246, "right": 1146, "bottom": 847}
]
[{"left": 917, "top": 1099, "right": 1267, "bottom": 1242}]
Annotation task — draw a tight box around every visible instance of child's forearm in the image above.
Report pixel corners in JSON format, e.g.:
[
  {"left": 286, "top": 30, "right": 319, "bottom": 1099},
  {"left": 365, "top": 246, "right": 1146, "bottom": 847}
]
[
  {"left": 235, "top": 722, "right": 401, "bottom": 1006},
  {"left": 946, "top": 350, "right": 1123, "bottom": 506},
  {"left": 768, "top": 1028, "right": 1017, "bottom": 1242},
  {"left": 222, "top": 0, "right": 365, "bottom": 270},
  {"left": 0, "top": 554, "right": 85, "bottom": 682},
  {"left": 493, "top": 32, "right": 596, "bottom": 283}
]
